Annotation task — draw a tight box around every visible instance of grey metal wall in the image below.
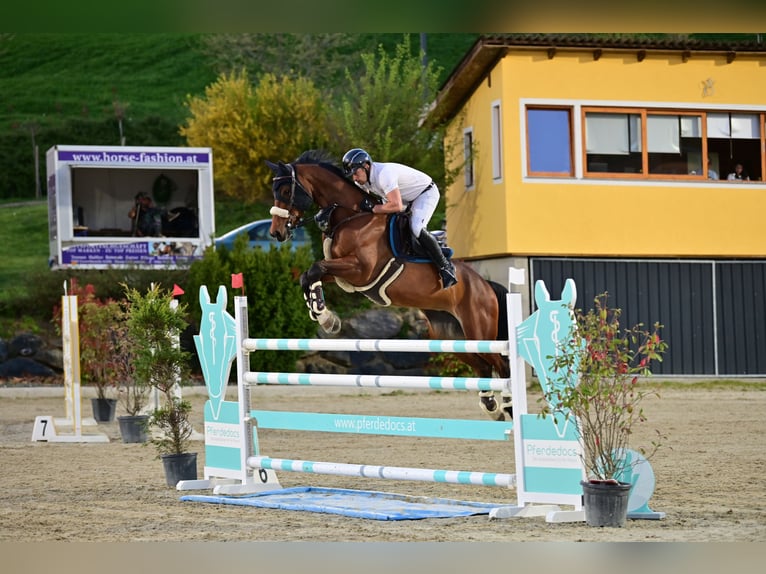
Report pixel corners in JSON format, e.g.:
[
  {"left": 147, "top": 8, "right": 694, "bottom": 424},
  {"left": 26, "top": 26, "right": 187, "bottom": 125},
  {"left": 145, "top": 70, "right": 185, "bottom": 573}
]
[
  {"left": 715, "top": 262, "right": 766, "bottom": 375},
  {"left": 530, "top": 258, "right": 766, "bottom": 376}
]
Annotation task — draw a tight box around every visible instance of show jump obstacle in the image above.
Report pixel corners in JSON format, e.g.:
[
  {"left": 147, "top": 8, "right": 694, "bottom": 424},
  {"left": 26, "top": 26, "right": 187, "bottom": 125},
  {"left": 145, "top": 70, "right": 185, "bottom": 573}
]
[
  {"left": 31, "top": 291, "right": 109, "bottom": 443},
  {"left": 180, "top": 268, "right": 663, "bottom": 522}
]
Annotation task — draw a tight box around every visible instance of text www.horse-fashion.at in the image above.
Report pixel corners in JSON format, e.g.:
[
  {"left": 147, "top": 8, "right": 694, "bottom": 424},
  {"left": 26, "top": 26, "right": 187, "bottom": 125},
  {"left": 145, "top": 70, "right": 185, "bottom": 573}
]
[{"left": 266, "top": 150, "right": 511, "bottom": 421}]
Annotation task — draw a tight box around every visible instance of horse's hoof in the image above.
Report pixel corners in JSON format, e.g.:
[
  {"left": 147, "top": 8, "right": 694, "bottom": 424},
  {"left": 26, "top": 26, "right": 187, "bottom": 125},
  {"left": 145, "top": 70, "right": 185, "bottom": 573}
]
[
  {"left": 318, "top": 310, "right": 341, "bottom": 334},
  {"left": 479, "top": 392, "right": 505, "bottom": 421}
]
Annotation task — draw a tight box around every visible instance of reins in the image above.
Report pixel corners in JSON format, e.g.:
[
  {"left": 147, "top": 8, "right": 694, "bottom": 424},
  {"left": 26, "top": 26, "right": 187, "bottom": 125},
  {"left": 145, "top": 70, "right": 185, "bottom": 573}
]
[{"left": 271, "top": 162, "right": 373, "bottom": 236}]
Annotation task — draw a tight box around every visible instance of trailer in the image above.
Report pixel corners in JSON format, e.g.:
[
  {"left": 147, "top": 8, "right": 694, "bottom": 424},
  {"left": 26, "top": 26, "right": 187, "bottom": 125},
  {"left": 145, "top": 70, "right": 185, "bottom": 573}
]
[{"left": 46, "top": 145, "right": 215, "bottom": 270}]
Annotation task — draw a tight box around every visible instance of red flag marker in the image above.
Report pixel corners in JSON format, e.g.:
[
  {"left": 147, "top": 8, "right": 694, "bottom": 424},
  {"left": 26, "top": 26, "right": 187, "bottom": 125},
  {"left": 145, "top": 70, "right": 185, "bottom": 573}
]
[
  {"left": 231, "top": 273, "right": 244, "bottom": 289},
  {"left": 172, "top": 284, "right": 185, "bottom": 297}
]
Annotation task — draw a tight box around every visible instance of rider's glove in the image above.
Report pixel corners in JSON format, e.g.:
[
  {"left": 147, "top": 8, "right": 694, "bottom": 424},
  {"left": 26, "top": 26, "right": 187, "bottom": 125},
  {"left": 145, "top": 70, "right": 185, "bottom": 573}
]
[{"left": 359, "top": 197, "right": 376, "bottom": 213}]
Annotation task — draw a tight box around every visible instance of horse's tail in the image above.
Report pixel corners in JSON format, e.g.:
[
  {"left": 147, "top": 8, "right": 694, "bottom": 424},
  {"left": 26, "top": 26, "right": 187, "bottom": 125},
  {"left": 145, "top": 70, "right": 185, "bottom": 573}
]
[{"left": 487, "top": 280, "right": 509, "bottom": 341}]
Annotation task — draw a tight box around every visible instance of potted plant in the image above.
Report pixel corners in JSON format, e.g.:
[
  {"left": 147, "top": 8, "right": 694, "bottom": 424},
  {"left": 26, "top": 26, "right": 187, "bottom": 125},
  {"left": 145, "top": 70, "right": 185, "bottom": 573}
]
[
  {"left": 543, "top": 292, "right": 668, "bottom": 527},
  {"left": 124, "top": 283, "right": 197, "bottom": 486},
  {"left": 111, "top": 319, "right": 151, "bottom": 443}
]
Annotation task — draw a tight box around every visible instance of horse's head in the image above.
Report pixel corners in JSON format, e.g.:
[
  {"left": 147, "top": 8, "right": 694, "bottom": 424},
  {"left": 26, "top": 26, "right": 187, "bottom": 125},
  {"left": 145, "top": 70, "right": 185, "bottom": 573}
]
[
  {"left": 267, "top": 151, "right": 366, "bottom": 241},
  {"left": 265, "top": 159, "right": 313, "bottom": 242}
]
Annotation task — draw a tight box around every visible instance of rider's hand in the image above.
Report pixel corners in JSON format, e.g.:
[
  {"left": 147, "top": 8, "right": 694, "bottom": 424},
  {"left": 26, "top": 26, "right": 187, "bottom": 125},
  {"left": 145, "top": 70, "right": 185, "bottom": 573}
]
[{"left": 359, "top": 197, "right": 376, "bottom": 213}]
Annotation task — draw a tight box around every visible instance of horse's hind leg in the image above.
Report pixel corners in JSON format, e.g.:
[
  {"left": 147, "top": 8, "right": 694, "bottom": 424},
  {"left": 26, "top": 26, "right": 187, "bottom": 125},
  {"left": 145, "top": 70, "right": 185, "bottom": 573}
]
[
  {"left": 451, "top": 283, "right": 513, "bottom": 421},
  {"left": 476, "top": 355, "right": 512, "bottom": 421},
  {"left": 426, "top": 309, "right": 511, "bottom": 420}
]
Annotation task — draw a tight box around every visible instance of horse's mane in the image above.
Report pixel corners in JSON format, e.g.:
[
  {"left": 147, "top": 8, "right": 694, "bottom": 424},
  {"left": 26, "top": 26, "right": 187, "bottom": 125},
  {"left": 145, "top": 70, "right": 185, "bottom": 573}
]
[{"left": 294, "top": 149, "right": 347, "bottom": 181}]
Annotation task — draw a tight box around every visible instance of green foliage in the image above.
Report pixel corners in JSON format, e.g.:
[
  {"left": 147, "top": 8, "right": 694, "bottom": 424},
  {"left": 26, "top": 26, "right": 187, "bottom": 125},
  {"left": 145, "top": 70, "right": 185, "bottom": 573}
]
[
  {"left": 333, "top": 35, "right": 459, "bottom": 227},
  {"left": 199, "top": 34, "right": 363, "bottom": 97},
  {"left": 148, "top": 398, "right": 194, "bottom": 457},
  {"left": 124, "top": 283, "right": 194, "bottom": 455},
  {"left": 427, "top": 353, "right": 475, "bottom": 377},
  {"left": 185, "top": 239, "right": 317, "bottom": 374},
  {"left": 0, "top": 202, "right": 50, "bottom": 305},
  {"left": 542, "top": 293, "right": 669, "bottom": 481},
  {"left": 0, "top": 265, "right": 187, "bottom": 337},
  {"left": 181, "top": 70, "right": 331, "bottom": 202}
]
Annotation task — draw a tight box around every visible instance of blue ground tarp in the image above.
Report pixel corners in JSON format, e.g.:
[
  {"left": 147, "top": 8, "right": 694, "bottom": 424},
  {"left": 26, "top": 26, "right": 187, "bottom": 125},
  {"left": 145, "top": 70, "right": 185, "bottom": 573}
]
[{"left": 181, "top": 487, "right": 501, "bottom": 521}]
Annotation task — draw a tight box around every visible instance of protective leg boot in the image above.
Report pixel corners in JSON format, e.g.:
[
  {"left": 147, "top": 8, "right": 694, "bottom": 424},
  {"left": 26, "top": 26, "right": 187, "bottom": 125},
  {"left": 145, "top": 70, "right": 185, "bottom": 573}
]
[{"left": 418, "top": 229, "right": 457, "bottom": 289}]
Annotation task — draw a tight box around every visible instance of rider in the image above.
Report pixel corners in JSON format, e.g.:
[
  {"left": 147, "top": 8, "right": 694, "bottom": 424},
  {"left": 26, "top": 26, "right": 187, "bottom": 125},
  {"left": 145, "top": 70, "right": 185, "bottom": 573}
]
[{"left": 341, "top": 148, "right": 457, "bottom": 289}]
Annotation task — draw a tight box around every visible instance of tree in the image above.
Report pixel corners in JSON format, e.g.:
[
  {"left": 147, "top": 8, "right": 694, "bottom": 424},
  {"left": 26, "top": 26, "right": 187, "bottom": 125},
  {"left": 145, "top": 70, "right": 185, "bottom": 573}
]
[
  {"left": 200, "top": 33, "right": 362, "bottom": 96},
  {"left": 181, "top": 69, "right": 331, "bottom": 203},
  {"left": 333, "top": 35, "right": 461, "bottom": 226}
]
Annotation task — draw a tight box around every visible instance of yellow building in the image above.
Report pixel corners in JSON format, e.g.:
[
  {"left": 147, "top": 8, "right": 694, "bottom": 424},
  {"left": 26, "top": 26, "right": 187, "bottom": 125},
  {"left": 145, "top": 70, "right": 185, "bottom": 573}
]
[{"left": 430, "top": 34, "right": 766, "bottom": 376}]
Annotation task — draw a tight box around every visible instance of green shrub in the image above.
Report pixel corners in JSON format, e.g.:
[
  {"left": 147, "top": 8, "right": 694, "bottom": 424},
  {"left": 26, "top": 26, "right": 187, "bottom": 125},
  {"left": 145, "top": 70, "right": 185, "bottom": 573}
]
[{"left": 185, "top": 238, "right": 317, "bottom": 374}]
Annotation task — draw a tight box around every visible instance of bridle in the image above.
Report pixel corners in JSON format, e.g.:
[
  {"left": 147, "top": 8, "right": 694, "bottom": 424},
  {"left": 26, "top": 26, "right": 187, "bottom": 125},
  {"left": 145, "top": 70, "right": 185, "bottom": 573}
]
[
  {"left": 269, "top": 160, "right": 373, "bottom": 238},
  {"left": 269, "top": 163, "right": 313, "bottom": 233}
]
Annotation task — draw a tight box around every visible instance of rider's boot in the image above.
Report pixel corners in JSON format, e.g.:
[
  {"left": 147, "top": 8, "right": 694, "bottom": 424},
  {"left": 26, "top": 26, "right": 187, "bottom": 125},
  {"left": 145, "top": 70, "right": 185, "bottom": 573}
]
[{"left": 418, "top": 229, "right": 457, "bottom": 289}]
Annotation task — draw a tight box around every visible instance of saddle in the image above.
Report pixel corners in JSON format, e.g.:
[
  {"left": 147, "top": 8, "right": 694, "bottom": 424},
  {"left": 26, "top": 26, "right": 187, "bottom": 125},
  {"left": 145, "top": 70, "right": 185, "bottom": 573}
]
[{"left": 388, "top": 213, "right": 453, "bottom": 263}]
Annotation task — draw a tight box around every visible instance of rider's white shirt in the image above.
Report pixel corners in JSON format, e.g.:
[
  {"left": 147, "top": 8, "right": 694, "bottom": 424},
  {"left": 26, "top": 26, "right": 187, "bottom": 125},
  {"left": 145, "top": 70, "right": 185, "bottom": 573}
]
[{"left": 358, "top": 162, "right": 432, "bottom": 204}]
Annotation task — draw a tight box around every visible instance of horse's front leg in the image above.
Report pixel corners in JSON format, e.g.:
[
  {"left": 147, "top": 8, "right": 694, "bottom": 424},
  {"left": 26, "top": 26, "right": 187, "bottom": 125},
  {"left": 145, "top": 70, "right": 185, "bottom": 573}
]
[{"left": 300, "top": 261, "right": 340, "bottom": 334}]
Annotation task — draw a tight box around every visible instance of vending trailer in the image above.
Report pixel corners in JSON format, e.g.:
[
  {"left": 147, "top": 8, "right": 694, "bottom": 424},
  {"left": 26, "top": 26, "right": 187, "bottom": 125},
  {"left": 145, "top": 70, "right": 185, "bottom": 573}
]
[{"left": 47, "top": 145, "right": 215, "bottom": 270}]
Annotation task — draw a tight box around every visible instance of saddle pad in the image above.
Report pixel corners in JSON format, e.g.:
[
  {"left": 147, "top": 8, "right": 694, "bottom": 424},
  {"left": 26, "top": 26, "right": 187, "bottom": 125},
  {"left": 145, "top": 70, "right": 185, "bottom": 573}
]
[
  {"left": 388, "top": 214, "right": 453, "bottom": 263},
  {"left": 181, "top": 486, "right": 501, "bottom": 521}
]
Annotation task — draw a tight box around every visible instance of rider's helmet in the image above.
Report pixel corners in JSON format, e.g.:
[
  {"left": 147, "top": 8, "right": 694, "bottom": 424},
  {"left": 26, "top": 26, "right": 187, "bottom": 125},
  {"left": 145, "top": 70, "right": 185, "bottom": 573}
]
[{"left": 342, "top": 148, "right": 372, "bottom": 178}]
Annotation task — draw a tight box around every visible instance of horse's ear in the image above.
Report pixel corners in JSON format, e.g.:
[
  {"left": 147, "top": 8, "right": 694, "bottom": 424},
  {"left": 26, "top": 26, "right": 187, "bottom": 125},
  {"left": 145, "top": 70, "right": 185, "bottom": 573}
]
[{"left": 265, "top": 160, "right": 279, "bottom": 174}]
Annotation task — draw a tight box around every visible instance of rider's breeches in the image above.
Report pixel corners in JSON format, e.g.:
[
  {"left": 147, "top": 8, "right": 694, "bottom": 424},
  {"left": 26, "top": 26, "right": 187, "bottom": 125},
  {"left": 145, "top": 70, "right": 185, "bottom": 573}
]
[{"left": 409, "top": 186, "right": 440, "bottom": 236}]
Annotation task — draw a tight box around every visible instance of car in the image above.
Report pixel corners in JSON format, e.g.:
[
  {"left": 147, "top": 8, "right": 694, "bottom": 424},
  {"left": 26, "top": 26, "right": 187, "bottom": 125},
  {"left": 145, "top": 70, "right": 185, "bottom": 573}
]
[{"left": 214, "top": 219, "right": 312, "bottom": 252}]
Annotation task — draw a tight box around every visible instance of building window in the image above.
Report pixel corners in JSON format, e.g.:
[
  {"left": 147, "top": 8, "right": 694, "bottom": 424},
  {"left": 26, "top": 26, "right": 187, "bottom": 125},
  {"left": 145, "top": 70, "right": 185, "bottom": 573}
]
[
  {"left": 491, "top": 100, "right": 503, "bottom": 181},
  {"left": 463, "top": 127, "right": 474, "bottom": 189},
  {"left": 584, "top": 111, "right": 642, "bottom": 174},
  {"left": 583, "top": 108, "right": 730, "bottom": 179},
  {"left": 647, "top": 112, "right": 702, "bottom": 176},
  {"left": 527, "top": 106, "right": 573, "bottom": 176},
  {"left": 525, "top": 104, "right": 765, "bottom": 181},
  {"left": 707, "top": 113, "right": 761, "bottom": 180}
]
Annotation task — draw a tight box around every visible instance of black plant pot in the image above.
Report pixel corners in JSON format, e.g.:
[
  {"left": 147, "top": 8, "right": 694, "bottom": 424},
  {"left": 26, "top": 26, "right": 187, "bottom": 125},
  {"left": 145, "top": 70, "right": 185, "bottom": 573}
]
[
  {"left": 161, "top": 452, "right": 198, "bottom": 488},
  {"left": 117, "top": 415, "right": 149, "bottom": 443},
  {"left": 581, "top": 480, "right": 632, "bottom": 527},
  {"left": 91, "top": 398, "right": 117, "bottom": 422}
]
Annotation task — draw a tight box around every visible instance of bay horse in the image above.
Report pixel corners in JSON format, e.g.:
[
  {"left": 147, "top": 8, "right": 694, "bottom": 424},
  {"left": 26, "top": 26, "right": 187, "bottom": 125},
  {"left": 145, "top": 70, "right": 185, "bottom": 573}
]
[{"left": 266, "top": 150, "right": 512, "bottom": 420}]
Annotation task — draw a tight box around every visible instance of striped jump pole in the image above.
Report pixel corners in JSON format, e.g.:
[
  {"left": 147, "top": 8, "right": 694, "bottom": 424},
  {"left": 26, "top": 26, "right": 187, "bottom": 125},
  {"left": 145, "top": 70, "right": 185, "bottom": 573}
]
[
  {"left": 249, "top": 456, "right": 516, "bottom": 488},
  {"left": 245, "top": 371, "right": 511, "bottom": 392},
  {"left": 244, "top": 337, "right": 509, "bottom": 355}
]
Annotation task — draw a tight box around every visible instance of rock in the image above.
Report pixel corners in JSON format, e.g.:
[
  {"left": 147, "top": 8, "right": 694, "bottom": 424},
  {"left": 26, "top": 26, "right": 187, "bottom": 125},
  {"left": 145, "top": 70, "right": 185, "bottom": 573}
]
[
  {"left": 0, "top": 357, "right": 56, "bottom": 378},
  {"left": 346, "top": 309, "right": 403, "bottom": 339},
  {"left": 35, "top": 347, "right": 64, "bottom": 371},
  {"left": 8, "top": 333, "right": 44, "bottom": 358}
]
